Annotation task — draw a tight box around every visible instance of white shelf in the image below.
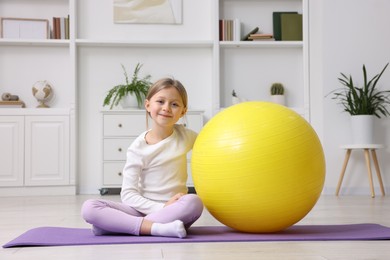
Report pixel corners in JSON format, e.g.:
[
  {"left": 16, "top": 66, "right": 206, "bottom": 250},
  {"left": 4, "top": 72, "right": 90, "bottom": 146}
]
[
  {"left": 0, "top": 39, "right": 70, "bottom": 47},
  {"left": 220, "top": 41, "right": 303, "bottom": 48},
  {"left": 75, "top": 39, "right": 213, "bottom": 48}
]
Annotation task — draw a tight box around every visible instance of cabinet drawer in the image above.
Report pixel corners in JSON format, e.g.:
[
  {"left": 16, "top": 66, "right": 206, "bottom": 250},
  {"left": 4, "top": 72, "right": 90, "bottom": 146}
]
[
  {"left": 103, "top": 114, "right": 146, "bottom": 136},
  {"left": 103, "top": 162, "right": 124, "bottom": 186},
  {"left": 103, "top": 138, "right": 134, "bottom": 160}
]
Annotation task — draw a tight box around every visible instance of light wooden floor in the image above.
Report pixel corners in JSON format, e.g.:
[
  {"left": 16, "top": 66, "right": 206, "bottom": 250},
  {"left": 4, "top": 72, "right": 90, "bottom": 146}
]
[{"left": 1, "top": 195, "right": 389, "bottom": 260}]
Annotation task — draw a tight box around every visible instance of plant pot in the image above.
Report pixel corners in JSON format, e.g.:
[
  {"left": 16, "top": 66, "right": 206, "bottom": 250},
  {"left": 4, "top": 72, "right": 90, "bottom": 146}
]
[
  {"left": 120, "top": 93, "right": 139, "bottom": 108},
  {"left": 270, "top": 95, "right": 285, "bottom": 106},
  {"left": 350, "top": 115, "right": 375, "bottom": 144}
]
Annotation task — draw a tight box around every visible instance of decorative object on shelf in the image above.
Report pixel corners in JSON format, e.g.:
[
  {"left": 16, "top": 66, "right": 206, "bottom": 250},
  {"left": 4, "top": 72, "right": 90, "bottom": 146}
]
[
  {"left": 232, "top": 90, "right": 240, "bottom": 105},
  {"left": 103, "top": 63, "right": 152, "bottom": 109},
  {"left": 242, "top": 27, "right": 259, "bottom": 41},
  {"left": 32, "top": 80, "right": 53, "bottom": 108},
  {"left": 0, "top": 92, "right": 25, "bottom": 108},
  {"left": 0, "top": 17, "right": 49, "bottom": 39},
  {"left": 231, "top": 90, "right": 247, "bottom": 105},
  {"left": 113, "top": 0, "right": 182, "bottom": 24},
  {"left": 2, "top": 92, "right": 19, "bottom": 101},
  {"left": 329, "top": 63, "right": 390, "bottom": 144},
  {"left": 270, "top": 82, "right": 285, "bottom": 106}
]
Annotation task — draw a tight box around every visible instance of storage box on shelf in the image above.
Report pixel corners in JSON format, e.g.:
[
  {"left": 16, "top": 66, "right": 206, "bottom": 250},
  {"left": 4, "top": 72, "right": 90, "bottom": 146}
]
[{"left": 100, "top": 109, "right": 204, "bottom": 195}]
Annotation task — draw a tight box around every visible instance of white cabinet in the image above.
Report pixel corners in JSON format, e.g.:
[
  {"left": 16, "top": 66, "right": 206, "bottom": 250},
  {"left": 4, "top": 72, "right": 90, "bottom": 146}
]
[
  {"left": 101, "top": 110, "right": 204, "bottom": 194},
  {"left": 0, "top": 116, "right": 24, "bottom": 186},
  {"left": 25, "top": 116, "right": 70, "bottom": 186},
  {"left": 0, "top": 110, "right": 74, "bottom": 196}
]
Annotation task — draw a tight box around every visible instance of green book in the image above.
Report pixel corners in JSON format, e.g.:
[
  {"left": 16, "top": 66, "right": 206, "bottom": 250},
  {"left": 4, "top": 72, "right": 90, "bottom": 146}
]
[
  {"left": 273, "top": 12, "right": 297, "bottom": 41},
  {"left": 281, "top": 13, "right": 303, "bottom": 41}
]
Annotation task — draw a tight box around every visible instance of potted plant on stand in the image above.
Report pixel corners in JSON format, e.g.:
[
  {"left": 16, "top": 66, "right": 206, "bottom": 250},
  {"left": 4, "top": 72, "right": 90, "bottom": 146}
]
[
  {"left": 330, "top": 62, "right": 390, "bottom": 144},
  {"left": 103, "top": 63, "right": 152, "bottom": 109}
]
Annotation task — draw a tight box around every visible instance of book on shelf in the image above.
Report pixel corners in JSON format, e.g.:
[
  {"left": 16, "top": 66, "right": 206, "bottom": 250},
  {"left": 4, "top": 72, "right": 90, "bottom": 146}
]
[
  {"left": 0, "top": 101, "right": 25, "bottom": 108},
  {"left": 273, "top": 11, "right": 298, "bottom": 41},
  {"left": 281, "top": 13, "right": 302, "bottom": 41},
  {"left": 52, "top": 15, "right": 70, "bottom": 39},
  {"left": 251, "top": 38, "right": 275, "bottom": 41},
  {"left": 248, "top": 33, "right": 274, "bottom": 40},
  {"left": 219, "top": 18, "right": 241, "bottom": 41}
]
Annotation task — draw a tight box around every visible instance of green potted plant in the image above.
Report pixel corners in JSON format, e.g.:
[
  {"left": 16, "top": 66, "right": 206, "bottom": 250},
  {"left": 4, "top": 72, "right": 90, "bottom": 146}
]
[
  {"left": 331, "top": 63, "right": 390, "bottom": 118},
  {"left": 329, "top": 62, "right": 390, "bottom": 144},
  {"left": 103, "top": 63, "right": 152, "bottom": 109},
  {"left": 270, "top": 82, "right": 285, "bottom": 105}
]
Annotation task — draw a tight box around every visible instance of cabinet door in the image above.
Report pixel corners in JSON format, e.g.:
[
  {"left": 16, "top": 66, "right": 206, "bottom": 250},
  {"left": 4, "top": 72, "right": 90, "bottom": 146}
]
[
  {"left": 0, "top": 116, "right": 24, "bottom": 186},
  {"left": 25, "top": 116, "right": 70, "bottom": 186}
]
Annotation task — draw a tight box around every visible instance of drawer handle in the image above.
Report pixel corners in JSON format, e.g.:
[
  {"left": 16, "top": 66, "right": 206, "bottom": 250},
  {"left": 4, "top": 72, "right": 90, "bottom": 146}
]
[
  {"left": 118, "top": 148, "right": 122, "bottom": 152},
  {"left": 118, "top": 172, "right": 122, "bottom": 176},
  {"left": 118, "top": 123, "right": 122, "bottom": 128}
]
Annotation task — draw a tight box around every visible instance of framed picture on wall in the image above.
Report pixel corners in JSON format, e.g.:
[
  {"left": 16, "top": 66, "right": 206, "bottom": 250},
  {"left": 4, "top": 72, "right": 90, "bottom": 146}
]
[
  {"left": 113, "top": 0, "right": 182, "bottom": 24},
  {"left": 0, "top": 17, "right": 49, "bottom": 39}
]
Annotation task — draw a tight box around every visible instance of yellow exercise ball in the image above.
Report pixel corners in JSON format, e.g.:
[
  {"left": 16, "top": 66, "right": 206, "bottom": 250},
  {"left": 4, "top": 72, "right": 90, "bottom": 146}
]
[{"left": 192, "top": 102, "right": 325, "bottom": 233}]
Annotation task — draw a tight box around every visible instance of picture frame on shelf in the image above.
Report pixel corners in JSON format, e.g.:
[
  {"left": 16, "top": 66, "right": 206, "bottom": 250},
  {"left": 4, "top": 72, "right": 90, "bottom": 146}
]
[{"left": 0, "top": 17, "right": 49, "bottom": 39}]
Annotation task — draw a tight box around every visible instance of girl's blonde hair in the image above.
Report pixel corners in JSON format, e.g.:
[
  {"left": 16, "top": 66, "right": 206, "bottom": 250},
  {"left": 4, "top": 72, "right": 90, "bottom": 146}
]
[{"left": 145, "top": 77, "right": 188, "bottom": 128}]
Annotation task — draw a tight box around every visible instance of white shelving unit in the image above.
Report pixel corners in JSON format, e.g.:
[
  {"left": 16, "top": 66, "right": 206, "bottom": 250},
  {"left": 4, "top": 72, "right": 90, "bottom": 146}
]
[
  {"left": 215, "top": 0, "right": 309, "bottom": 119},
  {"left": 0, "top": 0, "right": 309, "bottom": 194}
]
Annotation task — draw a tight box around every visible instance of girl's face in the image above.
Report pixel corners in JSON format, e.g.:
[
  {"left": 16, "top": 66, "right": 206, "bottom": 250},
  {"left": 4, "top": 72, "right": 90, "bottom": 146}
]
[{"left": 145, "top": 87, "right": 186, "bottom": 128}]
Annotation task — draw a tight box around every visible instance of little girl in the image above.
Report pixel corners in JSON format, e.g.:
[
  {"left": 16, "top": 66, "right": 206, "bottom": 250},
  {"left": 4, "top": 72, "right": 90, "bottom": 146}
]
[{"left": 82, "top": 78, "right": 204, "bottom": 238}]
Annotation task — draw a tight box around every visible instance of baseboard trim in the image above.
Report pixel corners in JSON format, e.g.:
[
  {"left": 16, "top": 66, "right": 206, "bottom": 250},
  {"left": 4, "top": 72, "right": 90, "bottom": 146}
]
[{"left": 0, "top": 186, "right": 76, "bottom": 197}]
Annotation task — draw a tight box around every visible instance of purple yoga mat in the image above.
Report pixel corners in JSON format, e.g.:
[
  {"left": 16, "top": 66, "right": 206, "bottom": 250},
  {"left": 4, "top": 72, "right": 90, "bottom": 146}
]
[{"left": 3, "top": 224, "right": 390, "bottom": 248}]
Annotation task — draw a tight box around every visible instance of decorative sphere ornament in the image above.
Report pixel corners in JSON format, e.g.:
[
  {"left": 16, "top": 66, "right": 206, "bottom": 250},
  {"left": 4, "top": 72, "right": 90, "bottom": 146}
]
[
  {"left": 191, "top": 101, "right": 326, "bottom": 233},
  {"left": 32, "top": 80, "right": 53, "bottom": 108}
]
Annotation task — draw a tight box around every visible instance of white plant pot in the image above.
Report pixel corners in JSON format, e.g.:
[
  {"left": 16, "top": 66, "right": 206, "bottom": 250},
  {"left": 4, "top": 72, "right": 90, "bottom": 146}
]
[
  {"left": 270, "top": 95, "right": 285, "bottom": 106},
  {"left": 350, "top": 115, "right": 375, "bottom": 145},
  {"left": 120, "top": 93, "right": 139, "bottom": 108}
]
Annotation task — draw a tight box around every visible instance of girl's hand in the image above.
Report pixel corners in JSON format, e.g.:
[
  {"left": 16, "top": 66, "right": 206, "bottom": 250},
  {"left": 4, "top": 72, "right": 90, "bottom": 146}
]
[{"left": 164, "top": 193, "right": 185, "bottom": 207}]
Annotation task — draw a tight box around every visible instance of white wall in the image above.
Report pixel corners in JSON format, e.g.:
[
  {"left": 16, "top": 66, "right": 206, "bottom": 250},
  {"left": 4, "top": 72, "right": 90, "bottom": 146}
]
[{"left": 310, "top": 0, "right": 390, "bottom": 195}]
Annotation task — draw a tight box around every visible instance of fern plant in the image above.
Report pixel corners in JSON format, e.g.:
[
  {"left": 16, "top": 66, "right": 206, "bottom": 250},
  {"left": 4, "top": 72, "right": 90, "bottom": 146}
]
[
  {"left": 103, "top": 63, "right": 152, "bottom": 109},
  {"left": 330, "top": 63, "right": 390, "bottom": 118}
]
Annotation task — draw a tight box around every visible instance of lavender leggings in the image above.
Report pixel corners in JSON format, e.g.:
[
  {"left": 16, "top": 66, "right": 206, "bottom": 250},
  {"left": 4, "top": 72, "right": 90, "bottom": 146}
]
[{"left": 81, "top": 194, "right": 203, "bottom": 236}]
